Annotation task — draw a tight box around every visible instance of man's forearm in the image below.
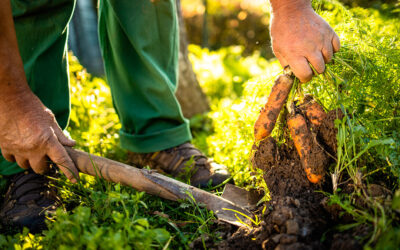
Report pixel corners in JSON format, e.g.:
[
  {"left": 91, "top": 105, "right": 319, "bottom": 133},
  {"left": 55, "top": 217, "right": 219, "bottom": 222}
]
[
  {"left": 0, "top": 0, "right": 31, "bottom": 99},
  {"left": 269, "top": 0, "right": 311, "bottom": 13}
]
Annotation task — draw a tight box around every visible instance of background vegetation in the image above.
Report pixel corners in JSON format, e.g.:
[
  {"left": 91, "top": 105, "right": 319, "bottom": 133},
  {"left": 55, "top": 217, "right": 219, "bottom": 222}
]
[{"left": 1, "top": 0, "right": 400, "bottom": 249}]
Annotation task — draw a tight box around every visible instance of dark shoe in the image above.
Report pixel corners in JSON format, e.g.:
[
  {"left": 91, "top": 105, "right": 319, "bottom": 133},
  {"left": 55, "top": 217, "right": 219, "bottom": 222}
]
[
  {"left": 128, "top": 142, "right": 230, "bottom": 188},
  {"left": 0, "top": 169, "right": 61, "bottom": 234}
]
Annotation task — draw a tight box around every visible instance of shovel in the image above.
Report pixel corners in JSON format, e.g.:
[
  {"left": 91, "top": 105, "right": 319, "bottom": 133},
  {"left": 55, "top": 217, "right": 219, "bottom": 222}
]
[{"left": 65, "top": 147, "right": 260, "bottom": 227}]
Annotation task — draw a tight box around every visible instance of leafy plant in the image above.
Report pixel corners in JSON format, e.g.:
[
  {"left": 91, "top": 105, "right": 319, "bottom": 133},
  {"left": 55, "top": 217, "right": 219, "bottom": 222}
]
[{"left": 2, "top": 1, "right": 400, "bottom": 248}]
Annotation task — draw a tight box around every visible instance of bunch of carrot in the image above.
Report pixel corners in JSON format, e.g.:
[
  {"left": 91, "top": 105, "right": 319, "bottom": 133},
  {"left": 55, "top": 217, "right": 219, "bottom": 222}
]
[{"left": 254, "top": 71, "right": 328, "bottom": 184}]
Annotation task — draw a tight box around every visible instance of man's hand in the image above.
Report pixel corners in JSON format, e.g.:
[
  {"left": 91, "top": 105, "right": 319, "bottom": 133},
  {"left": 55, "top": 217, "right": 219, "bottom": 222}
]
[
  {"left": 0, "top": 0, "right": 79, "bottom": 182},
  {"left": 0, "top": 90, "right": 79, "bottom": 182},
  {"left": 270, "top": 0, "right": 340, "bottom": 82}
]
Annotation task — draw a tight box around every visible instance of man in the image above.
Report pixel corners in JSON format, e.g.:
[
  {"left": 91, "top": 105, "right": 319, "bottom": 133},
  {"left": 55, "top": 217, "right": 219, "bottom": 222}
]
[{"left": 0, "top": 0, "right": 340, "bottom": 233}]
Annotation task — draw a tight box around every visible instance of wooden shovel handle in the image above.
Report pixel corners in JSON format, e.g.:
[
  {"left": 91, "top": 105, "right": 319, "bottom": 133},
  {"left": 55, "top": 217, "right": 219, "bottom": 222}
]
[{"left": 65, "top": 147, "right": 180, "bottom": 201}]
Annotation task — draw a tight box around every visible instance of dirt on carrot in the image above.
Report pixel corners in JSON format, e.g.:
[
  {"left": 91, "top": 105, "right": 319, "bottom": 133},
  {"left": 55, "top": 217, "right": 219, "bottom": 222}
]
[
  {"left": 287, "top": 112, "right": 328, "bottom": 183},
  {"left": 300, "top": 95, "right": 327, "bottom": 127},
  {"left": 254, "top": 73, "right": 294, "bottom": 141}
]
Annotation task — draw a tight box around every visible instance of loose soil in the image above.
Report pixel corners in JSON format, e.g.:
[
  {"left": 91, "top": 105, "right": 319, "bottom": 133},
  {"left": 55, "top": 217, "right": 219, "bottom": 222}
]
[{"left": 191, "top": 109, "right": 391, "bottom": 249}]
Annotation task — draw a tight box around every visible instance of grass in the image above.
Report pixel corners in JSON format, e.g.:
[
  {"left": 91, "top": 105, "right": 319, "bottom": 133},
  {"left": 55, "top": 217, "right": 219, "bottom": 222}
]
[{"left": 1, "top": 0, "right": 400, "bottom": 248}]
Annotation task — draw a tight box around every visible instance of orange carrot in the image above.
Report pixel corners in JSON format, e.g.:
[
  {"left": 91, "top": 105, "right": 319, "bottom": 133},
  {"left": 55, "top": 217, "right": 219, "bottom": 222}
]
[
  {"left": 305, "top": 167, "right": 323, "bottom": 184},
  {"left": 301, "top": 95, "right": 326, "bottom": 127},
  {"left": 254, "top": 73, "right": 294, "bottom": 141},
  {"left": 287, "top": 113, "right": 324, "bottom": 184}
]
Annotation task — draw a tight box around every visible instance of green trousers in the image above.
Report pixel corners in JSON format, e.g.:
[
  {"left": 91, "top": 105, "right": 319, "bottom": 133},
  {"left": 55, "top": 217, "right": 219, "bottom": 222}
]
[{"left": 0, "top": 0, "right": 191, "bottom": 175}]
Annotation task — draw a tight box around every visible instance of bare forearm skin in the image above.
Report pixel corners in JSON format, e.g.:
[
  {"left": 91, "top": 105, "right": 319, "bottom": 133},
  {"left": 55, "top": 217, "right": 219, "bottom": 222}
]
[
  {"left": 0, "top": 0, "right": 31, "bottom": 101},
  {"left": 269, "top": 0, "right": 311, "bottom": 13}
]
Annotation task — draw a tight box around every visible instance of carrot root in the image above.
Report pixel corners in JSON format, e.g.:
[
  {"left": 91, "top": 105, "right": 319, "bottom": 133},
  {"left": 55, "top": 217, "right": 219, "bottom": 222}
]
[
  {"left": 305, "top": 167, "right": 323, "bottom": 184},
  {"left": 301, "top": 95, "right": 327, "bottom": 127},
  {"left": 254, "top": 73, "right": 294, "bottom": 141},
  {"left": 288, "top": 113, "right": 324, "bottom": 184}
]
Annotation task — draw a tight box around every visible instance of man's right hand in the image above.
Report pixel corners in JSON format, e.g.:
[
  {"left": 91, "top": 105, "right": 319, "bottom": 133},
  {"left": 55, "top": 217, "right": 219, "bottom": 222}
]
[
  {"left": 0, "top": 89, "right": 79, "bottom": 182},
  {"left": 269, "top": 0, "right": 340, "bottom": 83}
]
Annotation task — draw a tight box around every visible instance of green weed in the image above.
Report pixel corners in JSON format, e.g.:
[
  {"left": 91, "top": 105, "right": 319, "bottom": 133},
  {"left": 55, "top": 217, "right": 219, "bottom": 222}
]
[{"left": 2, "top": 1, "right": 400, "bottom": 248}]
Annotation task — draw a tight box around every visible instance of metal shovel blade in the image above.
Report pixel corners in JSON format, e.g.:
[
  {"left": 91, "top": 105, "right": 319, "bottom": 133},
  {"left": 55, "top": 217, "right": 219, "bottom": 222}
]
[
  {"left": 145, "top": 173, "right": 253, "bottom": 227},
  {"left": 222, "top": 184, "right": 263, "bottom": 210}
]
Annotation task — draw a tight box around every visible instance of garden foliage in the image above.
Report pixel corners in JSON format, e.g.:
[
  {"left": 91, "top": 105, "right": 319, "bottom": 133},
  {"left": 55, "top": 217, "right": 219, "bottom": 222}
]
[{"left": 1, "top": 0, "right": 400, "bottom": 248}]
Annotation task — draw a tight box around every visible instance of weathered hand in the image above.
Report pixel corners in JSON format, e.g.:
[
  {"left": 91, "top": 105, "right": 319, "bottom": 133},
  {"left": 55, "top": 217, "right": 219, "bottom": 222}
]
[
  {"left": 0, "top": 90, "right": 79, "bottom": 182},
  {"left": 270, "top": 1, "right": 340, "bottom": 82}
]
